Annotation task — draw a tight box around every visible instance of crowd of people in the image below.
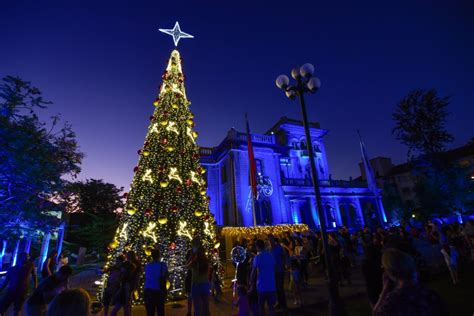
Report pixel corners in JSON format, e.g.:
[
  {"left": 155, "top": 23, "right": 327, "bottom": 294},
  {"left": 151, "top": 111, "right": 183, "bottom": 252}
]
[
  {"left": 0, "top": 250, "right": 79, "bottom": 316},
  {"left": 0, "top": 219, "right": 472, "bottom": 316},
  {"left": 231, "top": 219, "right": 474, "bottom": 316}
]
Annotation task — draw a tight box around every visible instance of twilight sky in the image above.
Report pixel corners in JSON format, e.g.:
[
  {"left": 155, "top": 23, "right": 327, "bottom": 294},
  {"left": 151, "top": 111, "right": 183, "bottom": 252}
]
[{"left": 1, "top": 0, "right": 473, "bottom": 190}]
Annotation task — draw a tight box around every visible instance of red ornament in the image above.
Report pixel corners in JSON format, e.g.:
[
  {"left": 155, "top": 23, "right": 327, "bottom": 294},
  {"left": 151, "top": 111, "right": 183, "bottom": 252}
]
[
  {"left": 149, "top": 115, "right": 155, "bottom": 121},
  {"left": 185, "top": 179, "right": 193, "bottom": 186},
  {"left": 133, "top": 166, "right": 139, "bottom": 172},
  {"left": 176, "top": 186, "right": 182, "bottom": 193},
  {"left": 137, "top": 149, "right": 141, "bottom": 155},
  {"left": 144, "top": 141, "right": 150, "bottom": 147},
  {"left": 145, "top": 208, "right": 152, "bottom": 216},
  {"left": 122, "top": 192, "right": 128, "bottom": 198},
  {"left": 161, "top": 138, "right": 168, "bottom": 145},
  {"left": 171, "top": 206, "right": 178, "bottom": 213},
  {"left": 197, "top": 167, "right": 202, "bottom": 174},
  {"left": 169, "top": 242, "right": 176, "bottom": 250},
  {"left": 158, "top": 166, "right": 166, "bottom": 173},
  {"left": 204, "top": 215, "right": 210, "bottom": 220}
]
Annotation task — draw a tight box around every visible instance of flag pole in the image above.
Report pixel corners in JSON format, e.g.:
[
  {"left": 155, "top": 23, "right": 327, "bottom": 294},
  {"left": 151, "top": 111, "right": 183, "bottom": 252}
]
[{"left": 245, "top": 113, "right": 258, "bottom": 227}]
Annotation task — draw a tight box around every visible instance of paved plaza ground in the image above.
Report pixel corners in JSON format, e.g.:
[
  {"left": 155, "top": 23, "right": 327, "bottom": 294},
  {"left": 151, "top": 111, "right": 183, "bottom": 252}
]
[{"left": 4, "top": 259, "right": 473, "bottom": 315}]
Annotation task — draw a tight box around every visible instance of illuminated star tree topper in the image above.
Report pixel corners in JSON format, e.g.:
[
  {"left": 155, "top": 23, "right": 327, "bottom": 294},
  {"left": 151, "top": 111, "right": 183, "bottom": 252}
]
[{"left": 159, "top": 21, "right": 194, "bottom": 46}]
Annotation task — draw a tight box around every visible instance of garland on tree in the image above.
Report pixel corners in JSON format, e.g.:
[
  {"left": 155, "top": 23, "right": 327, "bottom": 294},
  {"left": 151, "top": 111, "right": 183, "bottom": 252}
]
[{"left": 101, "top": 49, "right": 221, "bottom": 302}]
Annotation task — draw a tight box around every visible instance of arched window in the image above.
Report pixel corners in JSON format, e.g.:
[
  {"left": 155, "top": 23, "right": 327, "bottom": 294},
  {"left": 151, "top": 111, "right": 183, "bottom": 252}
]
[{"left": 255, "top": 159, "right": 263, "bottom": 174}]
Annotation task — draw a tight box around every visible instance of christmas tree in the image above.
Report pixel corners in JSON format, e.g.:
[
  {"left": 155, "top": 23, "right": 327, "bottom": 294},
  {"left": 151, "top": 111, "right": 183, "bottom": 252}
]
[{"left": 102, "top": 49, "right": 220, "bottom": 301}]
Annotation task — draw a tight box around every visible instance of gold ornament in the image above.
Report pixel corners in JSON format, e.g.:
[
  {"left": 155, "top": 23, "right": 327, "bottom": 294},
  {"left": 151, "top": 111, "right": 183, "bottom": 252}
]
[
  {"left": 172, "top": 104, "right": 179, "bottom": 109},
  {"left": 159, "top": 181, "right": 169, "bottom": 188},
  {"left": 194, "top": 210, "right": 203, "bottom": 217},
  {"left": 160, "top": 120, "right": 168, "bottom": 126},
  {"left": 158, "top": 217, "right": 168, "bottom": 225},
  {"left": 142, "top": 151, "right": 150, "bottom": 157},
  {"left": 127, "top": 207, "right": 137, "bottom": 215},
  {"left": 166, "top": 146, "right": 175, "bottom": 152},
  {"left": 200, "top": 190, "right": 206, "bottom": 195},
  {"left": 186, "top": 119, "right": 193, "bottom": 126}
]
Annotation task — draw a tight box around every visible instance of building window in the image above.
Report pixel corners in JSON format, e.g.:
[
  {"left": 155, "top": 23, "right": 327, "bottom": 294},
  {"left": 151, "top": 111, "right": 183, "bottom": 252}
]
[
  {"left": 221, "top": 163, "right": 227, "bottom": 183},
  {"left": 255, "top": 159, "right": 263, "bottom": 174}
]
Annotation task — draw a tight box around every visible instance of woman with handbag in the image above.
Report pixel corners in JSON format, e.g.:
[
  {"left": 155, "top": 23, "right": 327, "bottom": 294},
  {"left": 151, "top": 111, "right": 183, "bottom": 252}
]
[{"left": 144, "top": 249, "right": 169, "bottom": 316}]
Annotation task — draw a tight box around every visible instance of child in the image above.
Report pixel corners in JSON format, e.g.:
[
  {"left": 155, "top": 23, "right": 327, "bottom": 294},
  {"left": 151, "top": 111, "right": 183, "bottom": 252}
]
[
  {"left": 441, "top": 243, "right": 459, "bottom": 284},
  {"left": 210, "top": 263, "right": 223, "bottom": 302},
  {"left": 290, "top": 258, "right": 302, "bottom": 306},
  {"left": 234, "top": 285, "right": 250, "bottom": 316}
]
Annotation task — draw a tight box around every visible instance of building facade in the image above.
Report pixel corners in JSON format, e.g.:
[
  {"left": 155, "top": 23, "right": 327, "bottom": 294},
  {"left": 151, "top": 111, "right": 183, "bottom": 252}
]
[{"left": 200, "top": 117, "right": 386, "bottom": 229}]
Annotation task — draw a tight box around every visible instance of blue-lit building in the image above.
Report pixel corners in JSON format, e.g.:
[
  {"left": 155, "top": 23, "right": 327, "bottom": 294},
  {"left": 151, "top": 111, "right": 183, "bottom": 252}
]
[{"left": 200, "top": 117, "right": 386, "bottom": 230}]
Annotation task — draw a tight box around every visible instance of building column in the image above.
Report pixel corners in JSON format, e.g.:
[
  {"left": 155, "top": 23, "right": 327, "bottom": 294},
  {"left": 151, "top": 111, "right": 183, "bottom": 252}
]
[
  {"left": 12, "top": 239, "right": 21, "bottom": 266},
  {"left": 39, "top": 232, "right": 51, "bottom": 270},
  {"left": 309, "top": 197, "right": 320, "bottom": 227},
  {"left": 354, "top": 198, "right": 365, "bottom": 227},
  {"left": 23, "top": 237, "right": 32, "bottom": 254},
  {"left": 56, "top": 223, "right": 65, "bottom": 262},
  {"left": 376, "top": 196, "right": 387, "bottom": 224},
  {"left": 290, "top": 200, "right": 302, "bottom": 224}
]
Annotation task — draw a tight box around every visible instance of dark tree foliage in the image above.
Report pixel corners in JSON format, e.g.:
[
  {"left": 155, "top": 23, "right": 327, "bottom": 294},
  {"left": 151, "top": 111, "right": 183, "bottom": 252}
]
[
  {"left": 414, "top": 160, "right": 474, "bottom": 219},
  {"left": 393, "top": 89, "right": 454, "bottom": 159},
  {"left": 0, "top": 76, "right": 83, "bottom": 239},
  {"left": 65, "top": 179, "right": 124, "bottom": 253}
]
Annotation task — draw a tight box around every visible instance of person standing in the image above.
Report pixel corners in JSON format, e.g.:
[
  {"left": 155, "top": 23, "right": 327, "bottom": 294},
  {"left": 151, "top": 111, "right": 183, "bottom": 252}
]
[
  {"left": 47, "top": 288, "right": 91, "bottom": 316},
  {"left": 41, "top": 251, "right": 58, "bottom": 279},
  {"left": 268, "top": 234, "right": 287, "bottom": 311},
  {"left": 373, "top": 248, "right": 446, "bottom": 315},
  {"left": 26, "top": 265, "right": 73, "bottom": 316},
  {"left": 102, "top": 255, "right": 124, "bottom": 316},
  {"left": 0, "top": 252, "right": 38, "bottom": 316},
  {"left": 56, "top": 252, "right": 68, "bottom": 272},
  {"left": 250, "top": 239, "right": 276, "bottom": 316},
  {"left": 109, "top": 253, "right": 136, "bottom": 316},
  {"left": 440, "top": 243, "right": 459, "bottom": 285},
  {"left": 144, "top": 249, "right": 169, "bottom": 316},
  {"left": 189, "top": 245, "right": 210, "bottom": 316}
]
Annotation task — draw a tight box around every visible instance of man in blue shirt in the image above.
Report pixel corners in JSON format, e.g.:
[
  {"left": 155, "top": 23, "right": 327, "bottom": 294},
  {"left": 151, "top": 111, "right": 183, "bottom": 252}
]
[
  {"left": 250, "top": 239, "right": 276, "bottom": 316},
  {"left": 269, "top": 234, "right": 287, "bottom": 310},
  {"left": 144, "top": 249, "right": 169, "bottom": 316}
]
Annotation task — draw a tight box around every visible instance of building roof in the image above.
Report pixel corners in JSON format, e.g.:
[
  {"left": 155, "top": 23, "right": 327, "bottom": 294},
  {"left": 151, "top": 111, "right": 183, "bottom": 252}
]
[
  {"left": 386, "top": 140, "right": 474, "bottom": 176},
  {"left": 265, "top": 116, "right": 320, "bottom": 134}
]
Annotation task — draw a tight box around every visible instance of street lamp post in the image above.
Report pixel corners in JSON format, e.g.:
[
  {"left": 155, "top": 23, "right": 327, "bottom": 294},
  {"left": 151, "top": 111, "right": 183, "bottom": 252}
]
[{"left": 276, "top": 64, "right": 346, "bottom": 316}]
